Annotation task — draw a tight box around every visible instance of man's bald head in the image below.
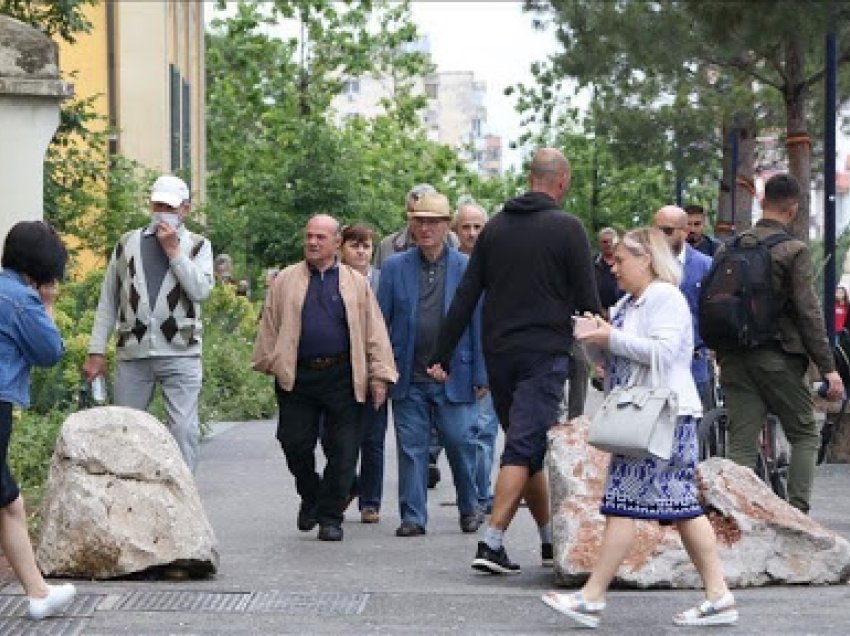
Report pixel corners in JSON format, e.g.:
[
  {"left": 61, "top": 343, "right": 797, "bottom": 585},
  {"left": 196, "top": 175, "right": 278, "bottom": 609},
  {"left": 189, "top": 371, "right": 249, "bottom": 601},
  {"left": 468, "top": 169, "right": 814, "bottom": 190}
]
[
  {"left": 528, "top": 148, "right": 571, "bottom": 204},
  {"left": 652, "top": 205, "right": 688, "bottom": 255},
  {"left": 304, "top": 214, "right": 341, "bottom": 271}
]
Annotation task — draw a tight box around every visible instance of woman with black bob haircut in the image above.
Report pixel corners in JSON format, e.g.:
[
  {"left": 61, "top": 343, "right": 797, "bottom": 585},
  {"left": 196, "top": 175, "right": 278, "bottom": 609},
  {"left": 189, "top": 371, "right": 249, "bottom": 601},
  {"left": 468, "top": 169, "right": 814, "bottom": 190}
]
[{"left": 0, "top": 221, "right": 76, "bottom": 619}]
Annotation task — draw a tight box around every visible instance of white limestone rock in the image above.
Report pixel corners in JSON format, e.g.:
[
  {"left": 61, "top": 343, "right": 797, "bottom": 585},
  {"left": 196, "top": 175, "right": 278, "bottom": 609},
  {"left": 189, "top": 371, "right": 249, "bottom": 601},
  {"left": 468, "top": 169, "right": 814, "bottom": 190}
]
[
  {"left": 36, "top": 406, "right": 218, "bottom": 579},
  {"left": 548, "top": 418, "right": 850, "bottom": 588}
]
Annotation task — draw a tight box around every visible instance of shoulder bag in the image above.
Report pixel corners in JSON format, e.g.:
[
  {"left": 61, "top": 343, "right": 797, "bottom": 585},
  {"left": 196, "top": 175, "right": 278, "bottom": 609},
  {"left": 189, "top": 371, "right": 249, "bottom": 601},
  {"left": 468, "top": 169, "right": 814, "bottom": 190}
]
[{"left": 587, "top": 344, "right": 678, "bottom": 460}]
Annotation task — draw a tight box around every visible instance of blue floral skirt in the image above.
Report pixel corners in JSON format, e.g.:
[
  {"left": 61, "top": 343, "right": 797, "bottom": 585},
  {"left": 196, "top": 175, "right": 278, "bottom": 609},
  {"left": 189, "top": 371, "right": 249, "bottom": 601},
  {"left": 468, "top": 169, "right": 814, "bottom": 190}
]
[{"left": 600, "top": 415, "right": 704, "bottom": 521}]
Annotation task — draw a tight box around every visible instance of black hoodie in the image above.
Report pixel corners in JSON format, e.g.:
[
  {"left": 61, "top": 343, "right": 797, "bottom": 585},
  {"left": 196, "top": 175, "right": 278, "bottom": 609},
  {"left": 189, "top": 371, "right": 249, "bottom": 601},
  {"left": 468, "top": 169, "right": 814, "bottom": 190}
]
[{"left": 432, "top": 191, "right": 600, "bottom": 369}]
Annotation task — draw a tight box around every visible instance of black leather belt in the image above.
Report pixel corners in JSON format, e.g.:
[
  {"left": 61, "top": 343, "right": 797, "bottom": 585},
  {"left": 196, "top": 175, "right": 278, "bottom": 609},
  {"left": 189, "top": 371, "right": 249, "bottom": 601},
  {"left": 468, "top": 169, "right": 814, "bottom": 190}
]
[{"left": 298, "top": 353, "right": 349, "bottom": 370}]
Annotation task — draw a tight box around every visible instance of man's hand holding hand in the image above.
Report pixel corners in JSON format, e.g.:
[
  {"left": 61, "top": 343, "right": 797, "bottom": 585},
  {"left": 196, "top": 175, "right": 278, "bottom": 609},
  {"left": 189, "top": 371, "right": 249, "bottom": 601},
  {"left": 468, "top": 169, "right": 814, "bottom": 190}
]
[
  {"left": 426, "top": 363, "right": 448, "bottom": 383},
  {"left": 370, "top": 379, "right": 388, "bottom": 410}
]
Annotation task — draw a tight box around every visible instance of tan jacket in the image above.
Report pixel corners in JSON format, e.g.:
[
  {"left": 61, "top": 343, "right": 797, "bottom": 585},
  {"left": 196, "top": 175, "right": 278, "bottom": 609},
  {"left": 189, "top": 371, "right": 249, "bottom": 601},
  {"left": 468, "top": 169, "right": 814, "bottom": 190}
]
[
  {"left": 727, "top": 219, "right": 835, "bottom": 374},
  {"left": 252, "top": 261, "right": 398, "bottom": 402}
]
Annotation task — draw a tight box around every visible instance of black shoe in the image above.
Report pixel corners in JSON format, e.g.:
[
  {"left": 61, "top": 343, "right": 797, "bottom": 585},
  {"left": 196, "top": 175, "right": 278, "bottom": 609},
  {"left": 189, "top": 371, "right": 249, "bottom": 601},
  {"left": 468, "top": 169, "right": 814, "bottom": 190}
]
[
  {"left": 460, "top": 512, "right": 483, "bottom": 534},
  {"left": 428, "top": 464, "right": 441, "bottom": 489},
  {"left": 297, "top": 502, "right": 318, "bottom": 532},
  {"left": 541, "top": 542, "right": 554, "bottom": 567},
  {"left": 317, "top": 524, "right": 343, "bottom": 541},
  {"left": 472, "top": 541, "right": 521, "bottom": 575},
  {"left": 395, "top": 522, "right": 427, "bottom": 537}
]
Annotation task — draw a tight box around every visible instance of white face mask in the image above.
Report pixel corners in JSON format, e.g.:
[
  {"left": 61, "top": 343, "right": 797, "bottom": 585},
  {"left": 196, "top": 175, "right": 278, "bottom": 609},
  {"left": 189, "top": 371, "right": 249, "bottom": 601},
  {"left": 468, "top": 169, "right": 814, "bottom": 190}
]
[{"left": 153, "top": 212, "right": 181, "bottom": 229}]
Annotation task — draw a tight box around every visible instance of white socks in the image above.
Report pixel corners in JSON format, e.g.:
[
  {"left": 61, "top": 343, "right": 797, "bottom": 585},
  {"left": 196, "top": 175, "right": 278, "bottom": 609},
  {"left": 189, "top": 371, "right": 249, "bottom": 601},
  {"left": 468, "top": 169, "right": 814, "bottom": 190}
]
[
  {"left": 28, "top": 583, "right": 76, "bottom": 620},
  {"left": 482, "top": 526, "right": 504, "bottom": 551}
]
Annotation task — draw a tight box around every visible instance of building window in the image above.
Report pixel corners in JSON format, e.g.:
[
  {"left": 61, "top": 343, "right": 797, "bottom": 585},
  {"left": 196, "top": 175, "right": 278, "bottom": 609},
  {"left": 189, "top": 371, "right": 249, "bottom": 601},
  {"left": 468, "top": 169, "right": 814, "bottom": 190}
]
[
  {"left": 182, "top": 78, "right": 191, "bottom": 186},
  {"left": 344, "top": 78, "right": 360, "bottom": 98},
  {"left": 170, "top": 64, "right": 181, "bottom": 172},
  {"left": 471, "top": 118, "right": 482, "bottom": 138},
  {"left": 425, "top": 82, "right": 438, "bottom": 100}
]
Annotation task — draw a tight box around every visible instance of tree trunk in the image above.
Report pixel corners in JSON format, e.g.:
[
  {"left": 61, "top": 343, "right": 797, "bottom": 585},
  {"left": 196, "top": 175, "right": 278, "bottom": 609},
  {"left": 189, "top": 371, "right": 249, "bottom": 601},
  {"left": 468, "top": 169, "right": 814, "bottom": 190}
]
[
  {"left": 717, "top": 120, "right": 734, "bottom": 237},
  {"left": 784, "top": 35, "right": 811, "bottom": 241},
  {"left": 734, "top": 112, "right": 756, "bottom": 233},
  {"left": 717, "top": 113, "right": 756, "bottom": 237}
]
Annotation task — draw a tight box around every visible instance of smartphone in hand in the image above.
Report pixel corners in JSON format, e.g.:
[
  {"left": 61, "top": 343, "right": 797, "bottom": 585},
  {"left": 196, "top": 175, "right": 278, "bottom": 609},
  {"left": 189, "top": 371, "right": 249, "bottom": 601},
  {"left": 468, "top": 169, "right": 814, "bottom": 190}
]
[{"left": 572, "top": 315, "right": 596, "bottom": 338}]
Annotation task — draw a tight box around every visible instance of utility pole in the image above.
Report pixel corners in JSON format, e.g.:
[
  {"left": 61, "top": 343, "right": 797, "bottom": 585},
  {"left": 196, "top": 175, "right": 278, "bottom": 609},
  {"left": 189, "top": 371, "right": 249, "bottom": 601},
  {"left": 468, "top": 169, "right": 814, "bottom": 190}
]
[{"left": 824, "top": 25, "right": 838, "bottom": 340}]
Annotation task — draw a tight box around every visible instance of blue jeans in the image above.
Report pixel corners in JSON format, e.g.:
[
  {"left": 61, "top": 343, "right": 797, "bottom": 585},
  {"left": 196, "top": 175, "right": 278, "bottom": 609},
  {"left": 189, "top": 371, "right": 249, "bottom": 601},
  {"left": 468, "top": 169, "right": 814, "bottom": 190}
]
[
  {"left": 473, "top": 392, "right": 499, "bottom": 511},
  {"left": 392, "top": 383, "right": 477, "bottom": 528}
]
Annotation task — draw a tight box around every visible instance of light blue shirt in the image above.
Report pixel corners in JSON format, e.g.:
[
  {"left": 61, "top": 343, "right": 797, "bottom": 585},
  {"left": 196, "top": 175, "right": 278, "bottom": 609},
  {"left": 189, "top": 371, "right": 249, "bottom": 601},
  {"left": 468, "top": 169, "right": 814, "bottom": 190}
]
[{"left": 0, "top": 269, "right": 64, "bottom": 407}]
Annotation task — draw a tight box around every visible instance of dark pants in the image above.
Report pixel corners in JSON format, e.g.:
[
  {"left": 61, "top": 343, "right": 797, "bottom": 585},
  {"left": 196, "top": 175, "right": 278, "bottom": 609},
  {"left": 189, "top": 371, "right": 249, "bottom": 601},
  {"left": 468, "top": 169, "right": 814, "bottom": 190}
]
[
  {"left": 275, "top": 363, "right": 363, "bottom": 527},
  {"left": 487, "top": 351, "right": 571, "bottom": 474},
  {"left": 0, "top": 401, "right": 20, "bottom": 508},
  {"left": 357, "top": 402, "right": 388, "bottom": 511},
  {"left": 719, "top": 346, "right": 818, "bottom": 513}
]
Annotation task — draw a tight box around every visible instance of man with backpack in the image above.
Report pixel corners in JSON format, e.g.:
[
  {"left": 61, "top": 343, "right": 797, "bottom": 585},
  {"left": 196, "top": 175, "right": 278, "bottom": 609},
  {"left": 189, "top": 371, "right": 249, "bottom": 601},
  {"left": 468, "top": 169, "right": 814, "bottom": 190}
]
[{"left": 701, "top": 173, "right": 843, "bottom": 513}]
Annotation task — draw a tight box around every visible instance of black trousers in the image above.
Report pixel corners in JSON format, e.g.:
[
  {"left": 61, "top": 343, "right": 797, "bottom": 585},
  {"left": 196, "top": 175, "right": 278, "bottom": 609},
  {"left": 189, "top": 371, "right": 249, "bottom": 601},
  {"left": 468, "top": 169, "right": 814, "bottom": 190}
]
[{"left": 275, "top": 363, "right": 363, "bottom": 527}]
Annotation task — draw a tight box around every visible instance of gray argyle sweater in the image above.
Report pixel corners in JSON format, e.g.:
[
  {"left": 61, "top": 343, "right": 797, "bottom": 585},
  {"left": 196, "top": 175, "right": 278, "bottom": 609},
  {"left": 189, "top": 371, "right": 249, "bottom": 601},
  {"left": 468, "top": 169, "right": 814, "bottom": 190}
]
[{"left": 89, "top": 226, "right": 214, "bottom": 360}]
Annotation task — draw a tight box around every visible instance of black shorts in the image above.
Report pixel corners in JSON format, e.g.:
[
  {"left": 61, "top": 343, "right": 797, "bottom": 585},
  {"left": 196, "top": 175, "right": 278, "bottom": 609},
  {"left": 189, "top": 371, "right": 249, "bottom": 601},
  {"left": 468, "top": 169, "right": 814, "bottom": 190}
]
[
  {"left": 486, "top": 352, "right": 570, "bottom": 474},
  {"left": 0, "top": 401, "right": 21, "bottom": 508}
]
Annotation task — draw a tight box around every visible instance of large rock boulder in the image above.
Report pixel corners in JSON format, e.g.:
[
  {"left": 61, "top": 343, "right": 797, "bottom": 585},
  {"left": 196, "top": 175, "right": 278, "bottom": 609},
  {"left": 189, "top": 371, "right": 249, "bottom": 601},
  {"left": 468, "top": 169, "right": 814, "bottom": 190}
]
[
  {"left": 36, "top": 407, "right": 218, "bottom": 579},
  {"left": 548, "top": 418, "right": 850, "bottom": 588}
]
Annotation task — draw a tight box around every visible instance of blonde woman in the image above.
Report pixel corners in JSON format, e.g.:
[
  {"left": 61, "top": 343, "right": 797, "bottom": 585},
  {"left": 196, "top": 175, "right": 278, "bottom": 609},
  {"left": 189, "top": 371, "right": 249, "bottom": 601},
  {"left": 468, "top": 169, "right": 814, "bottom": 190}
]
[{"left": 542, "top": 227, "right": 736, "bottom": 628}]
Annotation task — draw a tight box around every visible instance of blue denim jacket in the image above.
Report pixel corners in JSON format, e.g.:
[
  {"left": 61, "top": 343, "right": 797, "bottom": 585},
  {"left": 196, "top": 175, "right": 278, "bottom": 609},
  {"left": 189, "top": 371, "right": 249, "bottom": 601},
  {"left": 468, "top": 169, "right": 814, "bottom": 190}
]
[{"left": 0, "top": 269, "right": 64, "bottom": 407}]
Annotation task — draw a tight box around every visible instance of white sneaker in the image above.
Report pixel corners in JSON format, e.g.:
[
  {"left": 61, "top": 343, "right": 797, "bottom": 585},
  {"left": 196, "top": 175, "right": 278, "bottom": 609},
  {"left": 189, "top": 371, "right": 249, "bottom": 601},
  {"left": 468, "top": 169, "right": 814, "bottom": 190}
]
[{"left": 28, "top": 583, "right": 76, "bottom": 620}]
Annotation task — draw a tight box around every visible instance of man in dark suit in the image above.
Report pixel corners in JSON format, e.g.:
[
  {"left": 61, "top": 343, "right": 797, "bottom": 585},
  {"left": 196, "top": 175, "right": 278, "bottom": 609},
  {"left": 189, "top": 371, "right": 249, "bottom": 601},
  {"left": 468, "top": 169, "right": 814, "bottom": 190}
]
[
  {"left": 654, "top": 205, "right": 714, "bottom": 409},
  {"left": 378, "top": 192, "right": 486, "bottom": 538}
]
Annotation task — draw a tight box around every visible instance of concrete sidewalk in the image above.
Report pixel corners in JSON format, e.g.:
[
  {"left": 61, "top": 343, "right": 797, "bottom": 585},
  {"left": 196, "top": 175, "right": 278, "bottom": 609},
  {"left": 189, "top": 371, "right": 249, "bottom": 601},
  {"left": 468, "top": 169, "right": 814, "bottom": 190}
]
[{"left": 2, "top": 407, "right": 850, "bottom": 634}]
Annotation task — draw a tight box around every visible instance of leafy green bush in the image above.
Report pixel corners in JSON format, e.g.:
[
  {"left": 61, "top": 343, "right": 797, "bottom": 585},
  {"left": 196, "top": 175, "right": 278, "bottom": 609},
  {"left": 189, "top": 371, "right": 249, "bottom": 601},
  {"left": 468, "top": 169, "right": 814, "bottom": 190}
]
[{"left": 9, "top": 276, "right": 275, "bottom": 508}]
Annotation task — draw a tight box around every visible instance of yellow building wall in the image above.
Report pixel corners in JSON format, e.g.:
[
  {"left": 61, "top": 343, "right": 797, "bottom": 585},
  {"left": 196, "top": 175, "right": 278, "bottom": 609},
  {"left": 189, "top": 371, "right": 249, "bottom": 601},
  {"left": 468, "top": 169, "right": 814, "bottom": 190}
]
[{"left": 54, "top": 1, "right": 206, "bottom": 276}]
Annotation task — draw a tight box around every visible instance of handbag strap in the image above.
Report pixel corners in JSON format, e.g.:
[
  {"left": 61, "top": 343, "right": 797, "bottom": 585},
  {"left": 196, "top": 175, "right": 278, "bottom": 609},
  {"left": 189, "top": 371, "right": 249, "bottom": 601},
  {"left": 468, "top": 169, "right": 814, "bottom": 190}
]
[{"left": 624, "top": 341, "right": 661, "bottom": 389}]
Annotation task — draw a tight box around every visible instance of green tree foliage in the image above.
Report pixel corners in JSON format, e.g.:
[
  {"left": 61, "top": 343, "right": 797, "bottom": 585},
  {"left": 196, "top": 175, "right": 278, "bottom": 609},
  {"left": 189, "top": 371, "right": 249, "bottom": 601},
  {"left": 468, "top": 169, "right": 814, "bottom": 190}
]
[
  {"left": 521, "top": 0, "right": 850, "bottom": 239},
  {"left": 2, "top": 0, "right": 155, "bottom": 265},
  {"left": 0, "top": 0, "right": 93, "bottom": 42},
  {"left": 205, "top": 0, "right": 519, "bottom": 273}
]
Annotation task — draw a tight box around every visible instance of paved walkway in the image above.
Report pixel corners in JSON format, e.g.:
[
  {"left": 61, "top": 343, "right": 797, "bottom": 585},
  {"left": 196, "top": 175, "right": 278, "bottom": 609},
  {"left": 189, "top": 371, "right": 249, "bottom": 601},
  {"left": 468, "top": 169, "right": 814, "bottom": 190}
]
[{"left": 2, "top": 394, "right": 850, "bottom": 634}]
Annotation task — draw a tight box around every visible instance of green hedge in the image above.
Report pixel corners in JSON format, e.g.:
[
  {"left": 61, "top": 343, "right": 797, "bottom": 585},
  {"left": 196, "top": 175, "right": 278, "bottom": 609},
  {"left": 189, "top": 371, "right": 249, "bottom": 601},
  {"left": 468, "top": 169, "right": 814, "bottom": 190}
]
[{"left": 9, "top": 275, "right": 276, "bottom": 508}]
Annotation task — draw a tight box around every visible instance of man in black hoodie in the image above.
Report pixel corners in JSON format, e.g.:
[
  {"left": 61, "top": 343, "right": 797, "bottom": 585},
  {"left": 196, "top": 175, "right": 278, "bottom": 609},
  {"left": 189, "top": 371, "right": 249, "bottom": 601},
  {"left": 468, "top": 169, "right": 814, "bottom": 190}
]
[{"left": 428, "top": 148, "right": 600, "bottom": 574}]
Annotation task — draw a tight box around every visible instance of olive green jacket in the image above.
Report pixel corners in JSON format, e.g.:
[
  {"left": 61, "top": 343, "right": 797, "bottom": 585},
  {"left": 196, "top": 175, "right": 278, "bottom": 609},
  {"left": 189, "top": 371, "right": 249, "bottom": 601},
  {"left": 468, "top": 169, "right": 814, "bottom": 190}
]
[{"left": 718, "top": 218, "right": 835, "bottom": 374}]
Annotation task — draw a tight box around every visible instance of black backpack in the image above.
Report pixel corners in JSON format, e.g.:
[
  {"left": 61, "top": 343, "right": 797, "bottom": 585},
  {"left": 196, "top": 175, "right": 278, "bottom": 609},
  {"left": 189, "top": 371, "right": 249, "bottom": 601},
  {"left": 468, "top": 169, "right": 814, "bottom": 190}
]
[{"left": 698, "top": 231, "right": 792, "bottom": 350}]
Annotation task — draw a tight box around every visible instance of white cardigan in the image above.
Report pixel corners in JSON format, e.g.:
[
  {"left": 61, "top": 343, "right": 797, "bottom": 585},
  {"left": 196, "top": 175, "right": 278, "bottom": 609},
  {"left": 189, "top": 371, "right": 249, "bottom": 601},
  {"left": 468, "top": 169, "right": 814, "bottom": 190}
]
[{"left": 587, "top": 280, "right": 702, "bottom": 417}]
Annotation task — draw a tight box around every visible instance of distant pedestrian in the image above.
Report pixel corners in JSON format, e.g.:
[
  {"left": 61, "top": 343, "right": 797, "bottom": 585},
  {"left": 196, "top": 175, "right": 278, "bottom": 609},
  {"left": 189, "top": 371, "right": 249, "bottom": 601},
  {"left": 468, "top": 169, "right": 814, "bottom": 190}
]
[
  {"left": 339, "top": 223, "right": 387, "bottom": 524},
  {"left": 835, "top": 285, "right": 848, "bottom": 333},
  {"left": 214, "top": 253, "right": 235, "bottom": 285},
  {"left": 653, "top": 205, "right": 713, "bottom": 412},
  {"left": 543, "top": 227, "right": 736, "bottom": 628},
  {"left": 253, "top": 215, "right": 397, "bottom": 541},
  {"left": 429, "top": 148, "right": 601, "bottom": 573},
  {"left": 373, "top": 183, "right": 458, "bottom": 490},
  {"left": 453, "top": 199, "right": 499, "bottom": 514},
  {"left": 0, "top": 221, "right": 76, "bottom": 619},
  {"left": 717, "top": 174, "right": 843, "bottom": 514},
  {"left": 378, "top": 192, "right": 485, "bottom": 538},
  {"left": 685, "top": 204, "right": 721, "bottom": 257},
  {"left": 83, "top": 174, "right": 213, "bottom": 472}
]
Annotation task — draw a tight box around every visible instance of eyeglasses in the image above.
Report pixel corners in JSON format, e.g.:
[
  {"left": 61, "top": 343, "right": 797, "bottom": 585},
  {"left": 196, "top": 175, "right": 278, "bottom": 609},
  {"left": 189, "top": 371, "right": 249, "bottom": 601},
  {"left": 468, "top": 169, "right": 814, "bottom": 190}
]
[{"left": 656, "top": 226, "right": 683, "bottom": 236}]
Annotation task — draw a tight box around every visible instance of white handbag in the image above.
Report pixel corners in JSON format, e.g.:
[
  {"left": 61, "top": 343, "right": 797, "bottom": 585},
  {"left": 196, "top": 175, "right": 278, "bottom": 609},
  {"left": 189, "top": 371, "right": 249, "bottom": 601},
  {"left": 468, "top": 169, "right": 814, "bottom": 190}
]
[{"left": 587, "top": 345, "right": 678, "bottom": 460}]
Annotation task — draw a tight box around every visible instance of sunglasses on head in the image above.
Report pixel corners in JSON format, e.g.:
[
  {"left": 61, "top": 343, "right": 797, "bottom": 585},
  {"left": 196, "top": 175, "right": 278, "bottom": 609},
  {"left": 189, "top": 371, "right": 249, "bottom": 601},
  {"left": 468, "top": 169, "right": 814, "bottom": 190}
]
[{"left": 657, "top": 226, "right": 682, "bottom": 236}]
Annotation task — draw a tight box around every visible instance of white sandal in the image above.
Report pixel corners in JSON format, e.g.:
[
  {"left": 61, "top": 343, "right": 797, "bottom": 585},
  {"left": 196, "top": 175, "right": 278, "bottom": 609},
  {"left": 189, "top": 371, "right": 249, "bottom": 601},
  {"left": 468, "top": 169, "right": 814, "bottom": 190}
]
[
  {"left": 673, "top": 592, "right": 738, "bottom": 626},
  {"left": 542, "top": 591, "right": 605, "bottom": 629}
]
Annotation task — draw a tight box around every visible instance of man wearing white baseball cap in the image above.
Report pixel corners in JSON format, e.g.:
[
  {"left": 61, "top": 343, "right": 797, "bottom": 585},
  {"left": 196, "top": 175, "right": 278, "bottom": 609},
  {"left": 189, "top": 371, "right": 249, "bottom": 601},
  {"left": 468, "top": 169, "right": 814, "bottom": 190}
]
[{"left": 83, "top": 174, "right": 214, "bottom": 472}]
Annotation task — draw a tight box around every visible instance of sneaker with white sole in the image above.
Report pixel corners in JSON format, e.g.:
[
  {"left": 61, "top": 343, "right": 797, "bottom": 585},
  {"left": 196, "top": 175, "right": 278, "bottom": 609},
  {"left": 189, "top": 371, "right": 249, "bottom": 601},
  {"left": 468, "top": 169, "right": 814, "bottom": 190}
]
[
  {"left": 28, "top": 583, "right": 76, "bottom": 620},
  {"left": 673, "top": 592, "right": 738, "bottom": 626},
  {"left": 471, "top": 541, "right": 521, "bottom": 574},
  {"left": 542, "top": 590, "right": 605, "bottom": 629}
]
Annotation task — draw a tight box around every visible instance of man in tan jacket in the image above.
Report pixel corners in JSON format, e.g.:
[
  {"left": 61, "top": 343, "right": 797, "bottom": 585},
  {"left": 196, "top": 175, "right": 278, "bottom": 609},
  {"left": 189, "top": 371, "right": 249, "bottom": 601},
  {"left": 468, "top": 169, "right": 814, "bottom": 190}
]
[{"left": 253, "top": 214, "right": 397, "bottom": 541}]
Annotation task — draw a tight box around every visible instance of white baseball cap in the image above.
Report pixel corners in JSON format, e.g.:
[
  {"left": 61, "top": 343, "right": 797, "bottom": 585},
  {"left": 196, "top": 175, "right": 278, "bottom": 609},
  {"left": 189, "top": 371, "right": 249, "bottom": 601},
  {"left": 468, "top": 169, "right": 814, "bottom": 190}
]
[{"left": 150, "top": 175, "right": 190, "bottom": 208}]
